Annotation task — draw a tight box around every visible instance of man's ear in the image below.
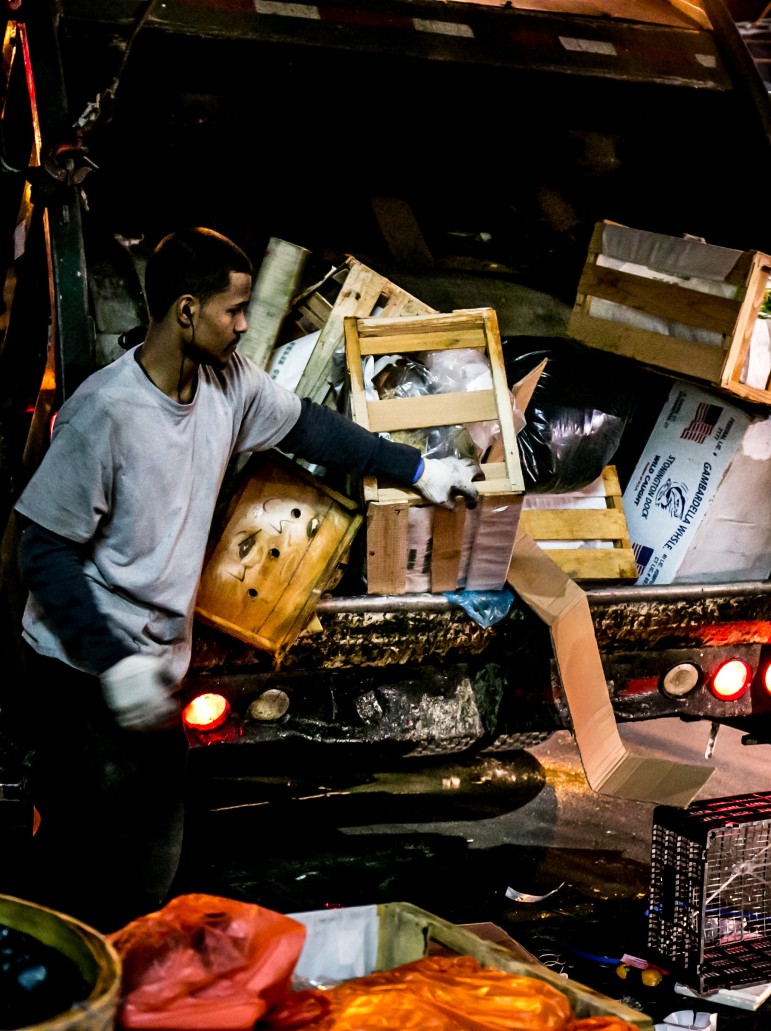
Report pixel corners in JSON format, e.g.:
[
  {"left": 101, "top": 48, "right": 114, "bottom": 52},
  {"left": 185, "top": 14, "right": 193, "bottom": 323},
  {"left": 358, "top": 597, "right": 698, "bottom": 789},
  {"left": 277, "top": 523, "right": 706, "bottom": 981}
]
[{"left": 177, "top": 297, "right": 194, "bottom": 327}]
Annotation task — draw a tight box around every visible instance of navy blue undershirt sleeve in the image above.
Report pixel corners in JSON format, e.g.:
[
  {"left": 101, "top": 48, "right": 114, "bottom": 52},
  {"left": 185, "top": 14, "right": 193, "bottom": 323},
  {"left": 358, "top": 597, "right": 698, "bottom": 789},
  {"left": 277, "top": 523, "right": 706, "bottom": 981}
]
[
  {"left": 18, "top": 521, "right": 132, "bottom": 675},
  {"left": 277, "top": 397, "right": 424, "bottom": 484}
]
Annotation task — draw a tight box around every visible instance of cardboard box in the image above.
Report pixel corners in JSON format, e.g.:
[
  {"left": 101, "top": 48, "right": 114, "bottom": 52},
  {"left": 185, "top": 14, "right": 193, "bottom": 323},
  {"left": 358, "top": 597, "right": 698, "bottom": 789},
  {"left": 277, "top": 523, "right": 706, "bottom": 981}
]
[
  {"left": 344, "top": 307, "right": 525, "bottom": 594},
  {"left": 568, "top": 220, "right": 771, "bottom": 407},
  {"left": 622, "top": 380, "right": 771, "bottom": 585},
  {"left": 288, "top": 901, "right": 653, "bottom": 1029}
]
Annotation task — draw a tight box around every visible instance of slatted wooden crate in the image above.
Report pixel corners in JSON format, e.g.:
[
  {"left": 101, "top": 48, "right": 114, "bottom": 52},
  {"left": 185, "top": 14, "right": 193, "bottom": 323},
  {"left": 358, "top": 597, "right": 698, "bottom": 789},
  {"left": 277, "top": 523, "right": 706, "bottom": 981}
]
[
  {"left": 294, "top": 256, "right": 436, "bottom": 405},
  {"left": 195, "top": 451, "right": 362, "bottom": 657},
  {"left": 344, "top": 307, "right": 525, "bottom": 595},
  {"left": 519, "top": 466, "right": 637, "bottom": 582},
  {"left": 568, "top": 220, "right": 771, "bottom": 407}
]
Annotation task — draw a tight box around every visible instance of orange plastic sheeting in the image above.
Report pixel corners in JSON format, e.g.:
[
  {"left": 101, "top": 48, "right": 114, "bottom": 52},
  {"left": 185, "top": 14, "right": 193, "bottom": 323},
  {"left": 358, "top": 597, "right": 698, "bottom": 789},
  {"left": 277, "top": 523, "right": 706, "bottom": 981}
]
[
  {"left": 262, "top": 955, "right": 639, "bottom": 1031},
  {"left": 108, "top": 893, "right": 307, "bottom": 1030}
]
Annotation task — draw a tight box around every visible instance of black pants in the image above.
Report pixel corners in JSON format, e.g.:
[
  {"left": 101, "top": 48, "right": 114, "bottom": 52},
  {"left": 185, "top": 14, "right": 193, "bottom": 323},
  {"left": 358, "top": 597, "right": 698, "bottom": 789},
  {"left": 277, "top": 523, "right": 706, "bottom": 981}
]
[{"left": 18, "top": 643, "right": 189, "bottom": 934}]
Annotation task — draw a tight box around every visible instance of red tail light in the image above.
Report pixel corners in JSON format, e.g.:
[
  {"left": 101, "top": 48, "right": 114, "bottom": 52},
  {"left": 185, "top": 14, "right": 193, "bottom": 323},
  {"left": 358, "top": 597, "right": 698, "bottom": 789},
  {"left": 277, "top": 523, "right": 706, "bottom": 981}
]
[
  {"left": 710, "top": 659, "right": 752, "bottom": 701},
  {"left": 182, "top": 692, "right": 230, "bottom": 731},
  {"left": 764, "top": 662, "right": 771, "bottom": 695}
]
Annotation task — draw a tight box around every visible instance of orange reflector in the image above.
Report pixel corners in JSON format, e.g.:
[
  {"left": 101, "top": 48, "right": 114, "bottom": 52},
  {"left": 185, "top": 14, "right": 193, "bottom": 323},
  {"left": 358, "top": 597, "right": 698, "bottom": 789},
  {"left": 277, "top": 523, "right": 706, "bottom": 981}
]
[
  {"left": 710, "top": 659, "right": 751, "bottom": 701},
  {"left": 182, "top": 692, "right": 230, "bottom": 730}
]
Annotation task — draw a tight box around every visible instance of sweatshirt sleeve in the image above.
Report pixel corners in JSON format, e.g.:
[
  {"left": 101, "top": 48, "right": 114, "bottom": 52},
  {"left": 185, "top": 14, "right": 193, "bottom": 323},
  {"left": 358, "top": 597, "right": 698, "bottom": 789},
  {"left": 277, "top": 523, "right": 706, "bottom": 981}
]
[
  {"left": 18, "top": 520, "right": 132, "bottom": 675},
  {"left": 277, "top": 397, "right": 423, "bottom": 484}
]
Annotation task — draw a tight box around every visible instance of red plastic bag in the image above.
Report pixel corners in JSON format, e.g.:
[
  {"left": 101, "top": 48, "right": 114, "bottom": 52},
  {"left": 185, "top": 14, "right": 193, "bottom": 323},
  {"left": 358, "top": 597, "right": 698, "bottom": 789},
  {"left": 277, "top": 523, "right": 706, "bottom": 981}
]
[{"left": 107, "top": 893, "right": 307, "bottom": 1030}]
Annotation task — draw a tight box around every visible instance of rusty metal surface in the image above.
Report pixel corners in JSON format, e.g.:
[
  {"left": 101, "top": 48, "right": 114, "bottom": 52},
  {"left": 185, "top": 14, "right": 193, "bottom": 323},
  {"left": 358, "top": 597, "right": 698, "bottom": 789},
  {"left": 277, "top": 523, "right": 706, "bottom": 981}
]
[
  {"left": 55, "top": 0, "right": 730, "bottom": 87},
  {"left": 190, "top": 604, "right": 505, "bottom": 675},
  {"left": 590, "top": 588, "right": 771, "bottom": 650}
]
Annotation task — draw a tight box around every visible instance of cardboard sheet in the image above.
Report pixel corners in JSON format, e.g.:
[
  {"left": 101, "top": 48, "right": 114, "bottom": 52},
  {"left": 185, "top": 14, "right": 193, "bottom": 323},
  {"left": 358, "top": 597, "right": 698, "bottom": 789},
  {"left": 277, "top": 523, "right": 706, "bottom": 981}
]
[{"left": 507, "top": 530, "right": 714, "bottom": 806}]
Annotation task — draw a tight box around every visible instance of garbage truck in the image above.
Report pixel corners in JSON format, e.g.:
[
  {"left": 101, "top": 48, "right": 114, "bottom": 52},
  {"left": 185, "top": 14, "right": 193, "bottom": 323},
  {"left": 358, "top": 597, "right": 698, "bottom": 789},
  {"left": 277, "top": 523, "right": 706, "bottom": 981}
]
[{"left": 2, "top": 0, "right": 771, "bottom": 810}]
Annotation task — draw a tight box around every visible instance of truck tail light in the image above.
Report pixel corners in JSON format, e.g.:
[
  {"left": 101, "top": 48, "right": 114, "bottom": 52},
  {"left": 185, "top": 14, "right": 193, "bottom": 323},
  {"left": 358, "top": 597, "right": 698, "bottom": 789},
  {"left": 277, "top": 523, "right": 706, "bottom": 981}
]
[
  {"left": 709, "top": 659, "right": 752, "bottom": 701},
  {"left": 764, "top": 661, "right": 771, "bottom": 695},
  {"left": 182, "top": 692, "right": 230, "bottom": 731}
]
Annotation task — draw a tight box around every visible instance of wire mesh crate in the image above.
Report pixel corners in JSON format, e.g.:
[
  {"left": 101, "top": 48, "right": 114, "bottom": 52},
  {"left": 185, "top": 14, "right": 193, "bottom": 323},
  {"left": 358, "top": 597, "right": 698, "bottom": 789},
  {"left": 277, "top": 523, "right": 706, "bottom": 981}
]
[{"left": 647, "top": 792, "right": 771, "bottom": 994}]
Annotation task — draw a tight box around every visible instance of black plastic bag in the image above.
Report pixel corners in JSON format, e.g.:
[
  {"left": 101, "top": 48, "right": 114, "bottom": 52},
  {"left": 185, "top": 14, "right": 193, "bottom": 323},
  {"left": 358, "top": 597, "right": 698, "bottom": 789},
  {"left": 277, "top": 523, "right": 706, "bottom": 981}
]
[{"left": 503, "top": 336, "right": 651, "bottom": 493}]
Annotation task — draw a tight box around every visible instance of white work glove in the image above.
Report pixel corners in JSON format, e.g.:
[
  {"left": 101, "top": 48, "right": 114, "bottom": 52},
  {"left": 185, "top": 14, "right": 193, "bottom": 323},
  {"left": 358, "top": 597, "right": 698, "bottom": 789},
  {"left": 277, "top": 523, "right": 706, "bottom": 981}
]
[
  {"left": 100, "top": 654, "right": 179, "bottom": 732},
  {"left": 414, "top": 456, "right": 481, "bottom": 511}
]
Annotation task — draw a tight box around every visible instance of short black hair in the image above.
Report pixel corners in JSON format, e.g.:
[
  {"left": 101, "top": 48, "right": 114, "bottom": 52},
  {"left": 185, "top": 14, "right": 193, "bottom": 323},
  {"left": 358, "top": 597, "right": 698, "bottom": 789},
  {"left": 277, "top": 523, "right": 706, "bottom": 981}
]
[{"left": 144, "top": 227, "right": 254, "bottom": 321}]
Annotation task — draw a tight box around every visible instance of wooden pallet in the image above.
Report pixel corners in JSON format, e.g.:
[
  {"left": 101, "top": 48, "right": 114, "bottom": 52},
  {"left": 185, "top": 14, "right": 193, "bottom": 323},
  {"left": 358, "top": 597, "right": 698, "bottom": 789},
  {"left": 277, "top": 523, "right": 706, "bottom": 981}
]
[
  {"left": 568, "top": 220, "right": 771, "bottom": 407},
  {"left": 519, "top": 466, "right": 637, "bottom": 582}
]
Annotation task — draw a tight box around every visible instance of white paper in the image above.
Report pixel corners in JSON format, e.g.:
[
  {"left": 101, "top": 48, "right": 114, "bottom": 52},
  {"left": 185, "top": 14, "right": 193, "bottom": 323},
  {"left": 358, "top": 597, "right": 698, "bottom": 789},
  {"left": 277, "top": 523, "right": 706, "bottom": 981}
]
[{"left": 289, "top": 904, "right": 380, "bottom": 983}]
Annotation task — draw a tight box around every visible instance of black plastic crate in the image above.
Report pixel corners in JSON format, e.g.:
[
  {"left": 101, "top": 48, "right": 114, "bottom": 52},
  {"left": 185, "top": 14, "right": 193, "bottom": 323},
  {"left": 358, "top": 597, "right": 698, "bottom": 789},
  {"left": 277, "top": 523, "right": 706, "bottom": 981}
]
[{"left": 647, "top": 792, "right": 771, "bottom": 994}]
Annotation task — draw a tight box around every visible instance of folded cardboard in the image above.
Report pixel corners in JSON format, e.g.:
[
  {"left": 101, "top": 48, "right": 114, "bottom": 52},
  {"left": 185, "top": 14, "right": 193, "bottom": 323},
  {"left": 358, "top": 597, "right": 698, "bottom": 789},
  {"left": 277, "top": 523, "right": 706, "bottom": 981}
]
[
  {"left": 622, "top": 379, "right": 771, "bottom": 584},
  {"left": 507, "top": 529, "right": 714, "bottom": 806}
]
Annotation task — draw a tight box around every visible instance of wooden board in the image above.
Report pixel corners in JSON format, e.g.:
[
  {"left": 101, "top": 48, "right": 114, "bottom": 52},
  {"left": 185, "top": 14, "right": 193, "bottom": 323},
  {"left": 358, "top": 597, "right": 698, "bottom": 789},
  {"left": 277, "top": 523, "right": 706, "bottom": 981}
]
[{"left": 519, "top": 466, "right": 637, "bottom": 582}]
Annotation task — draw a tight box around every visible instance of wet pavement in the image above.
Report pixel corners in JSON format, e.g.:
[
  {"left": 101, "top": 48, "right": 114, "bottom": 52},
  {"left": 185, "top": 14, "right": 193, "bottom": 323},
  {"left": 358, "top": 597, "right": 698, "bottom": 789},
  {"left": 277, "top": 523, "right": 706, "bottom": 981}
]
[{"left": 174, "top": 718, "right": 771, "bottom": 1030}]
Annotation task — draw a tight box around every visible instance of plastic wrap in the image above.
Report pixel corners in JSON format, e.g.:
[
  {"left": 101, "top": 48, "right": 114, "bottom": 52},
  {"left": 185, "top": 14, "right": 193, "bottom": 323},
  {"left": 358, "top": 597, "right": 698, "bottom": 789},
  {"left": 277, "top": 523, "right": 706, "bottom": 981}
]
[
  {"left": 502, "top": 337, "right": 638, "bottom": 493},
  {"left": 366, "top": 351, "right": 496, "bottom": 462}
]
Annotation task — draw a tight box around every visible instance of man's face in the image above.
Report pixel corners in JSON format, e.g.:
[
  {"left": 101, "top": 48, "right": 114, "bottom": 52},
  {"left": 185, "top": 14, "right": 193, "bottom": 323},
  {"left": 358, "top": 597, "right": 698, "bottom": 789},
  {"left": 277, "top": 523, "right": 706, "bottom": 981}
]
[{"left": 185, "top": 271, "right": 251, "bottom": 368}]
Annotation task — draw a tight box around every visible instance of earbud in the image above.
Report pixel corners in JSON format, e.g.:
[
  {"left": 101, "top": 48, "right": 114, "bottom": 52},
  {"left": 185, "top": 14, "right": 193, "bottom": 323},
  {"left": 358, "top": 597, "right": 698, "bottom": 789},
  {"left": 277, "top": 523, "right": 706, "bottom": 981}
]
[{"left": 181, "top": 305, "right": 192, "bottom": 325}]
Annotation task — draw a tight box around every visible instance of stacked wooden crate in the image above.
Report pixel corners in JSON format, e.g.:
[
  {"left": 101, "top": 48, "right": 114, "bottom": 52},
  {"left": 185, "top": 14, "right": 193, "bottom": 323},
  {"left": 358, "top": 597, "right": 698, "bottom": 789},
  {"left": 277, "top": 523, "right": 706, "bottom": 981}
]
[
  {"left": 568, "top": 220, "right": 771, "bottom": 407},
  {"left": 344, "top": 307, "right": 525, "bottom": 595}
]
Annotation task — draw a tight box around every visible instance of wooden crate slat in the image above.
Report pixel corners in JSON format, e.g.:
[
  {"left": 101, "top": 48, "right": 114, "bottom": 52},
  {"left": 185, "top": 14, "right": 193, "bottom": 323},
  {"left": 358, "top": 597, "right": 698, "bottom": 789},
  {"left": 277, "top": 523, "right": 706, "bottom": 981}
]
[
  {"left": 568, "top": 310, "right": 728, "bottom": 382},
  {"left": 482, "top": 307, "right": 524, "bottom": 492},
  {"left": 577, "top": 263, "right": 743, "bottom": 336},
  {"left": 366, "top": 390, "right": 500, "bottom": 434},
  {"left": 520, "top": 508, "right": 630, "bottom": 539},
  {"left": 544, "top": 548, "right": 639, "bottom": 581},
  {"left": 366, "top": 503, "right": 410, "bottom": 594},
  {"left": 430, "top": 506, "right": 467, "bottom": 592},
  {"left": 355, "top": 327, "right": 487, "bottom": 354},
  {"left": 374, "top": 477, "right": 522, "bottom": 505},
  {"left": 355, "top": 310, "right": 488, "bottom": 339}
]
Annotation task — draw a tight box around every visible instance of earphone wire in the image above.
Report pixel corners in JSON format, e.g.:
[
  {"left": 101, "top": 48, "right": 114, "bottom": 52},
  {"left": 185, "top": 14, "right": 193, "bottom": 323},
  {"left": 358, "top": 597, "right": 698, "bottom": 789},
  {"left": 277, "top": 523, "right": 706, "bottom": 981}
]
[{"left": 177, "top": 320, "right": 194, "bottom": 402}]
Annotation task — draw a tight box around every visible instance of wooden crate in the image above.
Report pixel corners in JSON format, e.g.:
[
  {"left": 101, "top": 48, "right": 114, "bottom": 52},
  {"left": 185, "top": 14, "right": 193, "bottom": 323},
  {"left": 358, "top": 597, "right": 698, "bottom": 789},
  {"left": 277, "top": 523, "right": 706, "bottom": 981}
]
[
  {"left": 344, "top": 307, "right": 525, "bottom": 595},
  {"left": 519, "top": 466, "right": 637, "bottom": 582},
  {"left": 568, "top": 220, "right": 771, "bottom": 406},
  {"left": 294, "top": 256, "right": 436, "bottom": 405},
  {"left": 195, "top": 451, "right": 362, "bottom": 657}
]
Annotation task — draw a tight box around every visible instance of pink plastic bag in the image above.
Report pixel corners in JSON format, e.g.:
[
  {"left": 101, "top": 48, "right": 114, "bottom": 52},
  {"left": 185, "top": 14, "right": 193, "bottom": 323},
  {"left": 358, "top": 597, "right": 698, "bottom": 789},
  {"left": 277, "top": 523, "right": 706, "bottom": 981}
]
[{"left": 108, "top": 893, "right": 307, "bottom": 1030}]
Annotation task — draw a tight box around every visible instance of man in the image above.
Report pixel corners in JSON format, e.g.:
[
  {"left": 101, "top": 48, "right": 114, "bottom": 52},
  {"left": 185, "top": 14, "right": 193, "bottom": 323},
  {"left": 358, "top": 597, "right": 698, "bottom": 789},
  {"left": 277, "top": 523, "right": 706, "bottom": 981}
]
[{"left": 14, "top": 226, "right": 479, "bottom": 931}]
